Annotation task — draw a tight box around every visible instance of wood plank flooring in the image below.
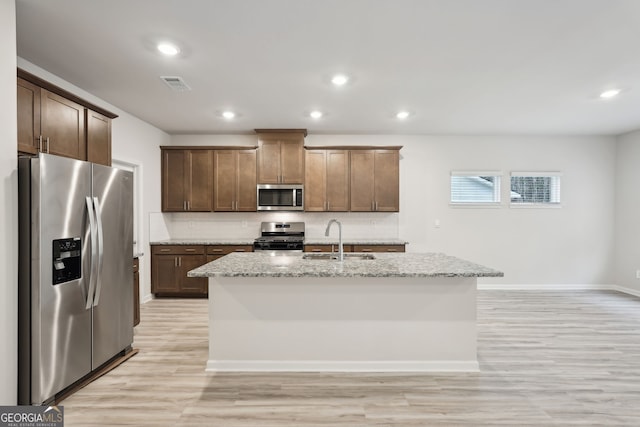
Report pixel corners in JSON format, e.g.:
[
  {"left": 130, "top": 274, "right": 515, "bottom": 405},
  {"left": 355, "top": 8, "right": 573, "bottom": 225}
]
[{"left": 62, "top": 290, "right": 640, "bottom": 426}]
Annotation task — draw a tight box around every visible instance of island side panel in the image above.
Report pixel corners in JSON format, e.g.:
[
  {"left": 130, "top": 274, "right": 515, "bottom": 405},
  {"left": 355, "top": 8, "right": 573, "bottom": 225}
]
[{"left": 207, "top": 276, "right": 478, "bottom": 372}]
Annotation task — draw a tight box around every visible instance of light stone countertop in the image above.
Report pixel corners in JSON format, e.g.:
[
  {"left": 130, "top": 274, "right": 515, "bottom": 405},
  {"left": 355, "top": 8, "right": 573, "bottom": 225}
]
[
  {"left": 304, "top": 237, "right": 408, "bottom": 245},
  {"left": 151, "top": 238, "right": 408, "bottom": 246},
  {"left": 188, "top": 252, "right": 503, "bottom": 278},
  {"left": 150, "top": 238, "right": 255, "bottom": 246}
]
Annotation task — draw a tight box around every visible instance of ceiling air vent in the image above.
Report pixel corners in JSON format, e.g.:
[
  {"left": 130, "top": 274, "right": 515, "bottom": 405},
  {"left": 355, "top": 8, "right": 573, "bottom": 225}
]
[{"left": 160, "top": 76, "right": 191, "bottom": 92}]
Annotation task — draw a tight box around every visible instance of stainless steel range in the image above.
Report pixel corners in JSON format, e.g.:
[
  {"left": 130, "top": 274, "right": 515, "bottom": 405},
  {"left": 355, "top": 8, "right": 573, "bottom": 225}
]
[{"left": 254, "top": 222, "right": 305, "bottom": 253}]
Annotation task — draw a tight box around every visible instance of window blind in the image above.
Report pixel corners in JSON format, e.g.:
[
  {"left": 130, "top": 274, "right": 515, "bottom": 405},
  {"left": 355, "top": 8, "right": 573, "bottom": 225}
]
[
  {"left": 510, "top": 172, "right": 562, "bottom": 205},
  {"left": 450, "top": 171, "right": 502, "bottom": 204}
]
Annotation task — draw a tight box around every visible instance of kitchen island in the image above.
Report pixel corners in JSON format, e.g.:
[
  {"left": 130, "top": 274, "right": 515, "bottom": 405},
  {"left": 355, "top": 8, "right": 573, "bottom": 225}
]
[{"left": 188, "top": 252, "right": 503, "bottom": 372}]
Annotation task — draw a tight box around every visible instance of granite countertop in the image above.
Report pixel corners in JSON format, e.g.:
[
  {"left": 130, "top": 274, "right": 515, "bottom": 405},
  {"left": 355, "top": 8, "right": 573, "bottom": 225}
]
[
  {"left": 304, "top": 237, "right": 408, "bottom": 245},
  {"left": 150, "top": 238, "right": 255, "bottom": 245},
  {"left": 188, "top": 252, "right": 503, "bottom": 278},
  {"left": 151, "top": 238, "right": 408, "bottom": 246}
]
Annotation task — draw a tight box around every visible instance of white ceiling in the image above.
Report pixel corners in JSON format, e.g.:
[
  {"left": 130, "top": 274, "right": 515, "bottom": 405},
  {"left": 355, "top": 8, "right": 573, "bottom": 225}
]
[{"left": 15, "top": 0, "right": 640, "bottom": 136}]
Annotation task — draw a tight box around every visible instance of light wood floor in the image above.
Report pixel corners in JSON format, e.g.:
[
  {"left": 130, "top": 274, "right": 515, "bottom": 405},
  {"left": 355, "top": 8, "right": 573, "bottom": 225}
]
[{"left": 63, "top": 290, "right": 640, "bottom": 426}]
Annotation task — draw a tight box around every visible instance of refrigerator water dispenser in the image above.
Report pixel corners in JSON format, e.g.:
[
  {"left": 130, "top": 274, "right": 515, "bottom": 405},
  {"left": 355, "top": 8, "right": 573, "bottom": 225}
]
[{"left": 52, "top": 238, "right": 81, "bottom": 285}]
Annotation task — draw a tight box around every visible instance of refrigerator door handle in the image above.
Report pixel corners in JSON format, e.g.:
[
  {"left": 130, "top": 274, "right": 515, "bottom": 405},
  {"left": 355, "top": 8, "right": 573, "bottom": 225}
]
[
  {"left": 85, "top": 197, "right": 98, "bottom": 310},
  {"left": 92, "top": 197, "right": 105, "bottom": 306}
]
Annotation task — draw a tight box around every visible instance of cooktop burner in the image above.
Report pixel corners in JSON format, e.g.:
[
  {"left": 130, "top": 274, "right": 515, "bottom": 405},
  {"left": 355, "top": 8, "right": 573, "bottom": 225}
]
[
  {"left": 255, "top": 236, "right": 304, "bottom": 243},
  {"left": 254, "top": 222, "right": 305, "bottom": 251}
]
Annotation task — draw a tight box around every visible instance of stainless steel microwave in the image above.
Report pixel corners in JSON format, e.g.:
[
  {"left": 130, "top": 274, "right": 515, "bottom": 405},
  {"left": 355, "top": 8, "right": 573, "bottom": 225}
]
[{"left": 257, "top": 184, "right": 304, "bottom": 211}]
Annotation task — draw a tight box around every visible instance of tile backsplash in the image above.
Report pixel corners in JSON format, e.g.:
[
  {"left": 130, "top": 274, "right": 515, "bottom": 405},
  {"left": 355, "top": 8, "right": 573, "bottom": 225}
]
[{"left": 150, "top": 211, "right": 399, "bottom": 241}]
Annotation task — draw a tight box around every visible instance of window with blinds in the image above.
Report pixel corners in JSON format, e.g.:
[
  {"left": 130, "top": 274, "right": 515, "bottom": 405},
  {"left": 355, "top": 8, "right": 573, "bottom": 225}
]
[
  {"left": 450, "top": 171, "right": 502, "bottom": 205},
  {"left": 510, "top": 172, "right": 561, "bottom": 206}
]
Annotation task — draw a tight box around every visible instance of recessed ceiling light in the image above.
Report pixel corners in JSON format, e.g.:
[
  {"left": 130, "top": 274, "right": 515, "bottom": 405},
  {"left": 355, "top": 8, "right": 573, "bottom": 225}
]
[
  {"left": 396, "top": 111, "right": 410, "bottom": 120},
  {"left": 310, "top": 110, "right": 323, "bottom": 119},
  {"left": 222, "top": 111, "right": 236, "bottom": 119},
  {"left": 157, "top": 43, "right": 180, "bottom": 56},
  {"left": 331, "top": 74, "right": 349, "bottom": 86},
  {"left": 599, "top": 89, "right": 621, "bottom": 99}
]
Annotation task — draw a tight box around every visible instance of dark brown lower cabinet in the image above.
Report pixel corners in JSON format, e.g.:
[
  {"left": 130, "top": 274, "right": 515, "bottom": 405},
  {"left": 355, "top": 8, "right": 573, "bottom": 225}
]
[
  {"left": 151, "top": 245, "right": 208, "bottom": 297},
  {"left": 151, "top": 244, "right": 254, "bottom": 298},
  {"left": 206, "top": 245, "right": 253, "bottom": 262},
  {"left": 304, "top": 244, "right": 405, "bottom": 253},
  {"left": 352, "top": 245, "right": 405, "bottom": 253},
  {"left": 303, "top": 244, "right": 353, "bottom": 253}
]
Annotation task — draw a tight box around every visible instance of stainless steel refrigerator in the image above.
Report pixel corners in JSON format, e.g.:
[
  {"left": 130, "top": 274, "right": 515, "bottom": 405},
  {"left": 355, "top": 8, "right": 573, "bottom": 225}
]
[{"left": 18, "top": 153, "right": 134, "bottom": 405}]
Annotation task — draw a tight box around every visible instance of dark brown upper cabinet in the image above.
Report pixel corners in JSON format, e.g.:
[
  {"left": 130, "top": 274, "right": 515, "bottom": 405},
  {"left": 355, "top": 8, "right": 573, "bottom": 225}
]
[
  {"left": 304, "top": 149, "right": 349, "bottom": 212},
  {"left": 17, "top": 69, "right": 117, "bottom": 166},
  {"left": 350, "top": 149, "right": 399, "bottom": 212},
  {"left": 161, "top": 148, "right": 213, "bottom": 212},
  {"left": 213, "top": 149, "right": 257, "bottom": 212},
  {"left": 256, "top": 129, "right": 306, "bottom": 184}
]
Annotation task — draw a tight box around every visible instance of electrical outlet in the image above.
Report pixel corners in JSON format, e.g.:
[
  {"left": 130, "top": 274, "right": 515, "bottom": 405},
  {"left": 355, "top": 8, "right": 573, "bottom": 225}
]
[{"left": 636, "top": 270, "right": 640, "bottom": 279}]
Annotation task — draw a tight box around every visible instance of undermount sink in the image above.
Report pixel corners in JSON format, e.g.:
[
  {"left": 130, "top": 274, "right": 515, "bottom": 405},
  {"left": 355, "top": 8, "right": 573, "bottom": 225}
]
[{"left": 302, "top": 253, "right": 376, "bottom": 261}]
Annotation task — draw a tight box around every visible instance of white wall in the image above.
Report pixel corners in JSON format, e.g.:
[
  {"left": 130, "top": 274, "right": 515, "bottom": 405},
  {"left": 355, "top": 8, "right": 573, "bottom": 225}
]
[
  {"left": 392, "top": 135, "right": 616, "bottom": 286},
  {"left": 17, "top": 59, "right": 169, "bottom": 302},
  {"left": 168, "top": 133, "right": 617, "bottom": 286},
  {"left": 110, "top": 112, "right": 169, "bottom": 300},
  {"left": 615, "top": 130, "right": 640, "bottom": 293},
  {"left": 1, "top": 0, "right": 17, "bottom": 405}
]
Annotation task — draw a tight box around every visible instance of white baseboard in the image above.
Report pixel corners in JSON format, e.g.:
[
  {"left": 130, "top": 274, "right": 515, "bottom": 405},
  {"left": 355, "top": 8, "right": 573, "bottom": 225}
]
[
  {"left": 478, "top": 283, "right": 613, "bottom": 291},
  {"left": 206, "top": 360, "right": 479, "bottom": 373},
  {"left": 611, "top": 285, "right": 640, "bottom": 298},
  {"left": 479, "top": 283, "right": 640, "bottom": 298},
  {"left": 141, "top": 293, "right": 153, "bottom": 304}
]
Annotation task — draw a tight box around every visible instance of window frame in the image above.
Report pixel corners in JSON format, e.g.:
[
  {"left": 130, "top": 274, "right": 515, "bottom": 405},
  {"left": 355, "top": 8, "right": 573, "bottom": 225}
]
[
  {"left": 449, "top": 171, "right": 503, "bottom": 208},
  {"left": 509, "top": 171, "right": 562, "bottom": 209}
]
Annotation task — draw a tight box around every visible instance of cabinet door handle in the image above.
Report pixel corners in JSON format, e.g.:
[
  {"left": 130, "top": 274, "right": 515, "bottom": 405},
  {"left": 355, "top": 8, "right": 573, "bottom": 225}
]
[
  {"left": 326, "top": 201, "right": 330, "bottom": 210},
  {"left": 387, "top": 249, "right": 398, "bottom": 252},
  {"left": 174, "top": 257, "right": 178, "bottom": 267},
  {"left": 185, "top": 248, "right": 196, "bottom": 252},
  {"left": 311, "top": 249, "right": 322, "bottom": 252},
  {"left": 374, "top": 201, "right": 378, "bottom": 211},
  {"left": 210, "top": 248, "right": 223, "bottom": 252},
  {"left": 160, "top": 248, "right": 170, "bottom": 252},
  {"left": 178, "top": 257, "right": 182, "bottom": 267},
  {"left": 187, "top": 201, "right": 190, "bottom": 211},
  {"left": 183, "top": 201, "right": 186, "bottom": 210},
  {"left": 37, "top": 135, "right": 43, "bottom": 152},
  {"left": 361, "top": 248, "right": 373, "bottom": 252},
  {"left": 45, "top": 137, "right": 50, "bottom": 153}
]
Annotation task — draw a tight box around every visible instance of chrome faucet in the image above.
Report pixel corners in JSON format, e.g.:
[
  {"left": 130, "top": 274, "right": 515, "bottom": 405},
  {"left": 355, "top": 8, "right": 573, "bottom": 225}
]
[{"left": 325, "top": 219, "right": 344, "bottom": 261}]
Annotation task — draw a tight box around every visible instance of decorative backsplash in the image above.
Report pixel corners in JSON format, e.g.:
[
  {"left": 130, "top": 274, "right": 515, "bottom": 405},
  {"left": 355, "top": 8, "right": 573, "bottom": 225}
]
[{"left": 149, "top": 211, "right": 399, "bottom": 241}]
